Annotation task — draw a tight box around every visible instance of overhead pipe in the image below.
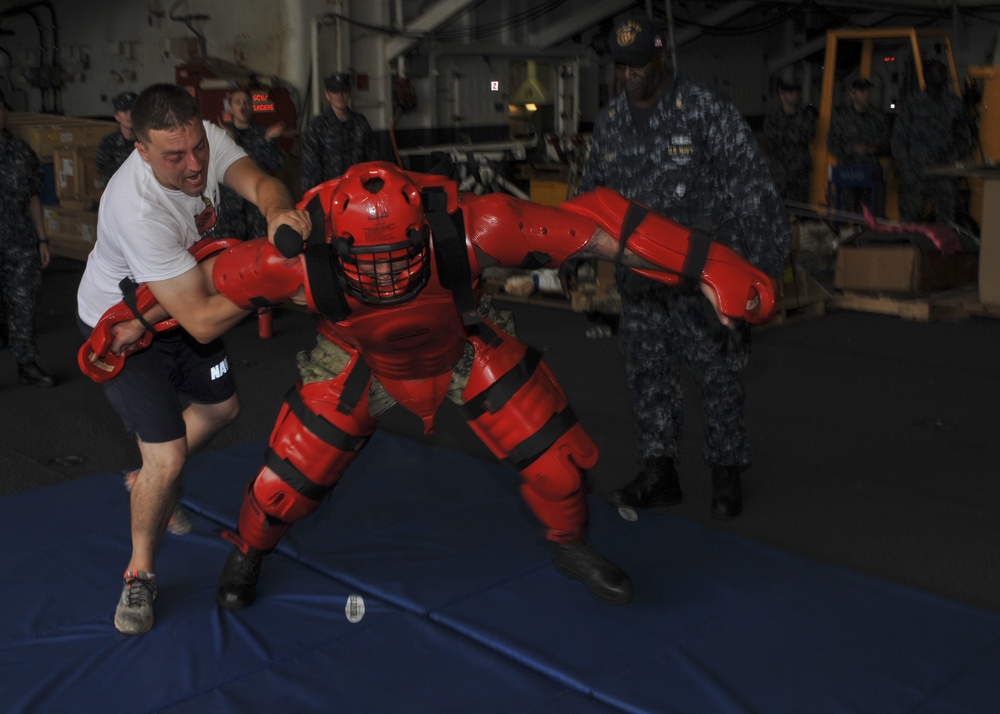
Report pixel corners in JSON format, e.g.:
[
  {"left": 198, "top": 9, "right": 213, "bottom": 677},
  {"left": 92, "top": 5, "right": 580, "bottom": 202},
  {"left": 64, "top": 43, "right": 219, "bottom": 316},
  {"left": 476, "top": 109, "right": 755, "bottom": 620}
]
[{"left": 1, "top": 0, "right": 61, "bottom": 112}]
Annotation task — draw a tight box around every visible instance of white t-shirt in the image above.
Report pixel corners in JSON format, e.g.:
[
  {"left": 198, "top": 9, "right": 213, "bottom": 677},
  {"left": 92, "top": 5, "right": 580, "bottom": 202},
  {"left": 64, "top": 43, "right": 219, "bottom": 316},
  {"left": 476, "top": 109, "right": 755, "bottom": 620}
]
[{"left": 77, "top": 121, "right": 247, "bottom": 327}]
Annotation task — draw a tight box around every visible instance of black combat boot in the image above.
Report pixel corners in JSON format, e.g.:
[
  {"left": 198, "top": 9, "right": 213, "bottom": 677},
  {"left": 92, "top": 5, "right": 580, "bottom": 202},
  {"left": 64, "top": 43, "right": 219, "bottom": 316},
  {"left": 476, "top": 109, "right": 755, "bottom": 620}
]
[
  {"left": 710, "top": 464, "right": 742, "bottom": 520},
  {"left": 551, "top": 541, "right": 634, "bottom": 605},
  {"left": 17, "top": 361, "right": 55, "bottom": 388},
  {"left": 610, "top": 455, "right": 682, "bottom": 510},
  {"left": 217, "top": 545, "right": 265, "bottom": 610}
]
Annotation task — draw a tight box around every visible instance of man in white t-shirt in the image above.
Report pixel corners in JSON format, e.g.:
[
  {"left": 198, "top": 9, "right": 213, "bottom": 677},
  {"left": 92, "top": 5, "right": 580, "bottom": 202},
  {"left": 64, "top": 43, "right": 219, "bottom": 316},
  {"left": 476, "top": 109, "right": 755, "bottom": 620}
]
[{"left": 77, "top": 83, "right": 310, "bottom": 636}]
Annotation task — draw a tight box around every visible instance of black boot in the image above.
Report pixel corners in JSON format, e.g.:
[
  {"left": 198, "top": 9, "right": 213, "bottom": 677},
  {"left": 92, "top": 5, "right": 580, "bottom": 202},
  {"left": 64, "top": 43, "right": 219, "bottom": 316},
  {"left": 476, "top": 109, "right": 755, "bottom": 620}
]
[
  {"left": 551, "top": 541, "right": 634, "bottom": 605},
  {"left": 217, "top": 545, "right": 264, "bottom": 610},
  {"left": 711, "top": 464, "right": 742, "bottom": 520},
  {"left": 17, "top": 362, "right": 55, "bottom": 388},
  {"left": 610, "top": 456, "right": 682, "bottom": 510}
]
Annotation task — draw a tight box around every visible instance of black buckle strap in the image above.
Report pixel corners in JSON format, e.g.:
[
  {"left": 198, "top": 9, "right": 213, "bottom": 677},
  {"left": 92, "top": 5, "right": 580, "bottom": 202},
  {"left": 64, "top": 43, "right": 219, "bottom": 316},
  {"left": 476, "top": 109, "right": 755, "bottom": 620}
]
[
  {"left": 284, "top": 386, "right": 369, "bottom": 451},
  {"left": 461, "top": 347, "right": 543, "bottom": 420},
  {"left": 617, "top": 202, "right": 649, "bottom": 263},
  {"left": 424, "top": 187, "right": 478, "bottom": 327},
  {"left": 265, "top": 448, "right": 333, "bottom": 502},
  {"left": 118, "top": 277, "right": 157, "bottom": 333},
  {"left": 504, "top": 407, "right": 578, "bottom": 472},
  {"left": 681, "top": 229, "right": 713, "bottom": 282}
]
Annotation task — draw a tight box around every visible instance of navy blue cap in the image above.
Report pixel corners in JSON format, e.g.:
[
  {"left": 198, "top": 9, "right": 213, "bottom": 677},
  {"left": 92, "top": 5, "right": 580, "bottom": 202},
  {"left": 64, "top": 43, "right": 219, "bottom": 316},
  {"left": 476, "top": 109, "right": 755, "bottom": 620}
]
[{"left": 324, "top": 73, "right": 352, "bottom": 92}]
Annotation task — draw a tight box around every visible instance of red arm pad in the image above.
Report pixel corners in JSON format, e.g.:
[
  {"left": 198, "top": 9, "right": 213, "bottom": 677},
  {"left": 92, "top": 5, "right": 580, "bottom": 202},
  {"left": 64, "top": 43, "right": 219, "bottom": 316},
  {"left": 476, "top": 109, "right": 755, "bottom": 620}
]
[
  {"left": 462, "top": 193, "right": 594, "bottom": 268},
  {"left": 77, "top": 237, "right": 243, "bottom": 383},
  {"left": 212, "top": 238, "right": 307, "bottom": 309},
  {"left": 559, "top": 188, "right": 777, "bottom": 324}
]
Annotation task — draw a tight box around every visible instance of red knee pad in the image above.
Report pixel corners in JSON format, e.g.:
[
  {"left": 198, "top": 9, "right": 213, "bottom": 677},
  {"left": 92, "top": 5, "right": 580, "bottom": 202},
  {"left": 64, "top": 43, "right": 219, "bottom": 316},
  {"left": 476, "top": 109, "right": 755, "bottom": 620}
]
[{"left": 247, "top": 376, "right": 376, "bottom": 526}]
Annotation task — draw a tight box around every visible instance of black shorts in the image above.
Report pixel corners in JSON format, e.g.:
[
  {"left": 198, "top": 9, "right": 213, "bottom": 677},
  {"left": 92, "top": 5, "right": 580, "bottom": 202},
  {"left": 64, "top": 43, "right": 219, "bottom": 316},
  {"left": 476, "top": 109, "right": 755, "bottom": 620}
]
[{"left": 80, "top": 317, "right": 236, "bottom": 443}]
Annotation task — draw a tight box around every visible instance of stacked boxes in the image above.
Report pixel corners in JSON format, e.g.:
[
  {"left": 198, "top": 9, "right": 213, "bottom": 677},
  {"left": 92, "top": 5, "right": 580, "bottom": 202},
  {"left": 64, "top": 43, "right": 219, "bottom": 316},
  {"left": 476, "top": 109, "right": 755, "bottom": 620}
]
[
  {"left": 52, "top": 146, "right": 103, "bottom": 210},
  {"left": 42, "top": 206, "right": 99, "bottom": 262},
  {"left": 7, "top": 112, "right": 116, "bottom": 261}
]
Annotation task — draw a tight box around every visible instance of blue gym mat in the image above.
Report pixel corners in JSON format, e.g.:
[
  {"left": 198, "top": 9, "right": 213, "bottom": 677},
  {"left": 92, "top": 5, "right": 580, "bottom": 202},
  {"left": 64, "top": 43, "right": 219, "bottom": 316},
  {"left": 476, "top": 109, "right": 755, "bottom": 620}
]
[{"left": 2, "top": 431, "right": 999, "bottom": 713}]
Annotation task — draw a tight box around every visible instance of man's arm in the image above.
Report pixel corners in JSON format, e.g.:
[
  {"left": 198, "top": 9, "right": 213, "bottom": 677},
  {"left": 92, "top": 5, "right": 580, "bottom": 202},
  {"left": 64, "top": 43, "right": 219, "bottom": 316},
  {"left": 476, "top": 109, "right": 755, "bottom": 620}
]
[
  {"left": 145, "top": 259, "right": 247, "bottom": 344},
  {"left": 223, "top": 156, "right": 310, "bottom": 243}
]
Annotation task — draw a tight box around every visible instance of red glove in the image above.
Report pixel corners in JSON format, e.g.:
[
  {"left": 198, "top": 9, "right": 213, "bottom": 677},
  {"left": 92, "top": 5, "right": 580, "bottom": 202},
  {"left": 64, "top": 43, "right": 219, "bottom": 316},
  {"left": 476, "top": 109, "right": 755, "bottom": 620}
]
[{"left": 77, "top": 283, "right": 178, "bottom": 384}]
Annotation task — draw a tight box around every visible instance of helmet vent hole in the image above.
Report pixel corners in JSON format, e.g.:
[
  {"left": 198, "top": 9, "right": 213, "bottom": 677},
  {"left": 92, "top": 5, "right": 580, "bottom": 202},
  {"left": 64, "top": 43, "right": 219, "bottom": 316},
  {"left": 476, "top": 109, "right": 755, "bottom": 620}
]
[{"left": 362, "top": 177, "right": 385, "bottom": 193}]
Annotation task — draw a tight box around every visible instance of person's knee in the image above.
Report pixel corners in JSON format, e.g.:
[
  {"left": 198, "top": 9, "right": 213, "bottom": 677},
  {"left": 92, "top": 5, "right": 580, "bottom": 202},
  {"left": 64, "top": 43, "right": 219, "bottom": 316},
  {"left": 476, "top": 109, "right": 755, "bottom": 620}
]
[
  {"left": 210, "top": 396, "right": 240, "bottom": 427},
  {"left": 138, "top": 439, "right": 188, "bottom": 484}
]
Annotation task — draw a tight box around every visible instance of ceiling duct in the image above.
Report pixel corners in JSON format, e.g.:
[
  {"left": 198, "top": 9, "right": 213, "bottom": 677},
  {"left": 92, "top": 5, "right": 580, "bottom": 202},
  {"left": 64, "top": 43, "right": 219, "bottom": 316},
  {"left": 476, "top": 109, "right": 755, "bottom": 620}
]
[{"left": 511, "top": 60, "right": 552, "bottom": 105}]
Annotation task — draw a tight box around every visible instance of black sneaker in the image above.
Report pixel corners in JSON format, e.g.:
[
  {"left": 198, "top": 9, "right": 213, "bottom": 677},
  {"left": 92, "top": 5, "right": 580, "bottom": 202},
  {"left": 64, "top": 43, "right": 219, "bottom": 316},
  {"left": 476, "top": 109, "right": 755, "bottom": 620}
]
[{"left": 217, "top": 546, "right": 264, "bottom": 610}]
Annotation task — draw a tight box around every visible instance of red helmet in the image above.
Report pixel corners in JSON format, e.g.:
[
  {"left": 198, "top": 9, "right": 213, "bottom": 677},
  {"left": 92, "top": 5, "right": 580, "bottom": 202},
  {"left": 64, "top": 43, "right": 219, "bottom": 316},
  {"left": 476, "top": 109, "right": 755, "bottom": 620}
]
[{"left": 327, "top": 162, "right": 431, "bottom": 305}]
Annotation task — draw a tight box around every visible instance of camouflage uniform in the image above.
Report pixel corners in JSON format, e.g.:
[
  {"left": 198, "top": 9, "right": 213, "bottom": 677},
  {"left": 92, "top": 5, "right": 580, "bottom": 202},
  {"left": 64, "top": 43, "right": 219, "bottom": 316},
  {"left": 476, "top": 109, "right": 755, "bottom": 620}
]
[
  {"left": 216, "top": 123, "right": 286, "bottom": 239},
  {"left": 300, "top": 109, "right": 377, "bottom": 193},
  {"left": 578, "top": 76, "right": 791, "bottom": 469},
  {"left": 891, "top": 90, "right": 971, "bottom": 224},
  {"left": 827, "top": 104, "right": 890, "bottom": 213},
  {"left": 95, "top": 130, "right": 135, "bottom": 186},
  {"left": 763, "top": 103, "right": 817, "bottom": 203},
  {"left": 0, "top": 129, "right": 44, "bottom": 364}
]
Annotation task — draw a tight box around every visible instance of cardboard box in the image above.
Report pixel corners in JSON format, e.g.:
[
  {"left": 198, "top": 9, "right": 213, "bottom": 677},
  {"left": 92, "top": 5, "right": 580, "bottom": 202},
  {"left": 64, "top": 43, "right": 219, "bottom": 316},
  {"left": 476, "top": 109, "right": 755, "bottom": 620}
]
[
  {"left": 43, "top": 206, "right": 99, "bottom": 262},
  {"left": 52, "top": 146, "right": 103, "bottom": 209},
  {"left": 978, "top": 176, "right": 1000, "bottom": 307},
  {"left": 7, "top": 112, "right": 116, "bottom": 160},
  {"left": 530, "top": 180, "right": 569, "bottom": 208},
  {"left": 835, "top": 244, "right": 978, "bottom": 294}
]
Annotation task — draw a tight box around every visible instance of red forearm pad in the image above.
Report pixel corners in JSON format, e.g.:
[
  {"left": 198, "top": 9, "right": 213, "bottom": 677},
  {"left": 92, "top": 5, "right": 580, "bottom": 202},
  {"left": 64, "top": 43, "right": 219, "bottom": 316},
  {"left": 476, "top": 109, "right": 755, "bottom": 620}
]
[
  {"left": 212, "top": 238, "right": 306, "bottom": 309},
  {"left": 463, "top": 193, "right": 595, "bottom": 267},
  {"left": 561, "top": 188, "right": 777, "bottom": 324}
]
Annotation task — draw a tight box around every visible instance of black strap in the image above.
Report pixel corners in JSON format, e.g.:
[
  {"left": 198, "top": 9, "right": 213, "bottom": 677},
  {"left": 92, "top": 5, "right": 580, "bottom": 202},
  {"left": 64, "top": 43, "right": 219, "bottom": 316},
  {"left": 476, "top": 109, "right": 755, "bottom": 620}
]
[
  {"left": 461, "top": 348, "right": 543, "bottom": 420},
  {"left": 304, "top": 243, "right": 351, "bottom": 322},
  {"left": 423, "top": 187, "right": 479, "bottom": 327},
  {"left": 336, "top": 356, "right": 372, "bottom": 415},
  {"left": 504, "top": 408, "right": 578, "bottom": 472},
  {"left": 681, "top": 230, "right": 713, "bottom": 281},
  {"left": 118, "top": 277, "right": 157, "bottom": 333},
  {"left": 303, "top": 194, "right": 328, "bottom": 247},
  {"left": 284, "top": 386, "right": 369, "bottom": 452},
  {"left": 265, "top": 448, "right": 333, "bottom": 502},
  {"left": 617, "top": 202, "right": 649, "bottom": 263}
]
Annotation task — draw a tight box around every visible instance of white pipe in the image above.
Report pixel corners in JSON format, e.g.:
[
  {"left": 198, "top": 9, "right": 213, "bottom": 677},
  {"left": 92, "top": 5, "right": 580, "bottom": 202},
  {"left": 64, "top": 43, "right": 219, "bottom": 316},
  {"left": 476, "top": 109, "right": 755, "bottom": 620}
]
[{"left": 311, "top": 16, "right": 321, "bottom": 119}]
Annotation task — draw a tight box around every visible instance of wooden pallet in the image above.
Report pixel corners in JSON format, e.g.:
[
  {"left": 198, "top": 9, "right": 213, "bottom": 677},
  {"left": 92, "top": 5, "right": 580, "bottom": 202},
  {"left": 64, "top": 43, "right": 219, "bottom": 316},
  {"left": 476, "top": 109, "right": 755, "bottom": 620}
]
[
  {"left": 757, "top": 266, "right": 830, "bottom": 330},
  {"left": 830, "top": 285, "right": 999, "bottom": 322}
]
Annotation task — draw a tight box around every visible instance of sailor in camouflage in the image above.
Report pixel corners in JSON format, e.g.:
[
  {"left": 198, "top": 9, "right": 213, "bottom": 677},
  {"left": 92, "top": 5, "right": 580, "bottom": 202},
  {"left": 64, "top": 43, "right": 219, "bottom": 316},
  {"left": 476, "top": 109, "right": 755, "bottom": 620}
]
[
  {"left": 0, "top": 89, "right": 55, "bottom": 386},
  {"left": 300, "top": 73, "right": 378, "bottom": 193},
  {"left": 218, "top": 88, "right": 287, "bottom": 239},
  {"left": 764, "top": 80, "right": 817, "bottom": 204},
  {"left": 95, "top": 91, "right": 138, "bottom": 186},
  {"left": 578, "top": 9, "right": 790, "bottom": 521},
  {"left": 891, "top": 60, "right": 972, "bottom": 224},
  {"left": 827, "top": 77, "right": 891, "bottom": 214}
]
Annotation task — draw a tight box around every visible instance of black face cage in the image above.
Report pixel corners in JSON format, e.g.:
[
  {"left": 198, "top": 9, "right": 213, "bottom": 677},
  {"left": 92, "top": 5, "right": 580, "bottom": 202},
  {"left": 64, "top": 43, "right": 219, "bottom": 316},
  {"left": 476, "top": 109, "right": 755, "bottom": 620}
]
[{"left": 334, "top": 227, "right": 431, "bottom": 305}]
